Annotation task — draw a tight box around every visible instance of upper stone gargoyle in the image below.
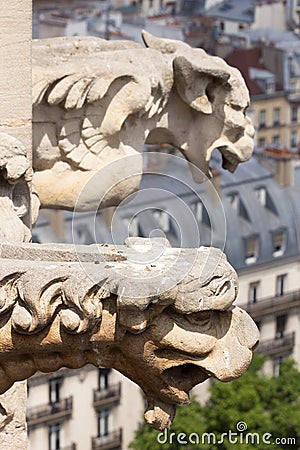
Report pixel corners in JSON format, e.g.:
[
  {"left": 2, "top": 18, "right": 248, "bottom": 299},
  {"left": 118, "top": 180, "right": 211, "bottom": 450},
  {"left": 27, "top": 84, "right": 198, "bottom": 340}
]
[{"left": 32, "top": 32, "right": 254, "bottom": 211}]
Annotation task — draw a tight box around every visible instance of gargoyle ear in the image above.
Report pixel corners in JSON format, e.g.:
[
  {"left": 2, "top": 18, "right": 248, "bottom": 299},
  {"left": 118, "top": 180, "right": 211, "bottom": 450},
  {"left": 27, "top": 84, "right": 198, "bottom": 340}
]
[
  {"left": 142, "top": 30, "right": 189, "bottom": 53},
  {"left": 173, "top": 56, "right": 230, "bottom": 114}
]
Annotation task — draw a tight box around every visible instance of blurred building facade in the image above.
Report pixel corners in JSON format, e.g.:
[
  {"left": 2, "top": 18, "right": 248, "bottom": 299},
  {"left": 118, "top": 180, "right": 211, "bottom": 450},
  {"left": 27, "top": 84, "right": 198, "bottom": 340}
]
[
  {"left": 28, "top": 149, "right": 300, "bottom": 450},
  {"left": 29, "top": 2, "right": 300, "bottom": 449}
]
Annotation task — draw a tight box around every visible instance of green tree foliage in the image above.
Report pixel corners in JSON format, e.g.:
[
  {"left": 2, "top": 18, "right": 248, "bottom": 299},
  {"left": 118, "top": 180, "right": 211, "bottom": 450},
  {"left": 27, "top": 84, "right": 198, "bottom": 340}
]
[{"left": 129, "top": 355, "right": 300, "bottom": 450}]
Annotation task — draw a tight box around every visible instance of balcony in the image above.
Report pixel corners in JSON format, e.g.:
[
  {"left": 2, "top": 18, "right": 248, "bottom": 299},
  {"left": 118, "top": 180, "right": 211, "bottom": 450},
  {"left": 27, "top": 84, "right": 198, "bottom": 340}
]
[
  {"left": 241, "top": 290, "right": 300, "bottom": 319},
  {"left": 256, "top": 332, "right": 295, "bottom": 357},
  {"left": 93, "top": 383, "right": 121, "bottom": 408},
  {"left": 92, "top": 429, "right": 122, "bottom": 450},
  {"left": 27, "top": 396, "right": 73, "bottom": 429},
  {"left": 287, "top": 90, "right": 300, "bottom": 102}
]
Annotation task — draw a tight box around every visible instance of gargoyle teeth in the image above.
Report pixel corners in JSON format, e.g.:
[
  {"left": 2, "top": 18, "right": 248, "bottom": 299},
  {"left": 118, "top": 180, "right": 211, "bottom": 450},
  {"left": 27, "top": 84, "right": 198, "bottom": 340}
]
[
  {"left": 59, "top": 119, "right": 80, "bottom": 138},
  {"left": 79, "top": 152, "right": 99, "bottom": 171},
  {"left": 89, "top": 141, "right": 108, "bottom": 155},
  {"left": 84, "top": 135, "right": 103, "bottom": 149},
  {"left": 82, "top": 117, "right": 94, "bottom": 129},
  {"left": 59, "top": 130, "right": 80, "bottom": 144},
  {"left": 82, "top": 127, "right": 100, "bottom": 139},
  {"left": 67, "top": 144, "right": 89, "bottom": 164},
  {"left": 148, "top": 100, "right": 160, "bottom": 118},
  {"left": 144, "top": 94, "right": 155, "bottom": 112},
  {"left": 58, "top": 138, "right": 76, "bottom": 154}
]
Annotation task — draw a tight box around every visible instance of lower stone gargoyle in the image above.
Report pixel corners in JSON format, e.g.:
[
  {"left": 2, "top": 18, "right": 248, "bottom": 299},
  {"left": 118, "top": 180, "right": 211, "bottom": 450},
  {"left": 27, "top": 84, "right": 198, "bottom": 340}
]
[{"left": 0, "top": 238, "right": 259, "bottom": 430}]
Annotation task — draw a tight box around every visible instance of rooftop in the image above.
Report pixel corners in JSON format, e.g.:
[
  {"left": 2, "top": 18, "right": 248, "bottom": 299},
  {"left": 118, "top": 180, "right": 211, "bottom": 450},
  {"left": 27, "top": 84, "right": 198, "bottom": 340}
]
[
  {"left": 34, "top": 149, "right": 300, "bottom": 272},
  {"left": 203, "top": 0, "right": 255, "bottom": 24},
  {"left": 226, "top": 47, "right": 278, "bottom": 95},
  {"left": 231, "top": 27, "right": 300, "bottom": 47}
]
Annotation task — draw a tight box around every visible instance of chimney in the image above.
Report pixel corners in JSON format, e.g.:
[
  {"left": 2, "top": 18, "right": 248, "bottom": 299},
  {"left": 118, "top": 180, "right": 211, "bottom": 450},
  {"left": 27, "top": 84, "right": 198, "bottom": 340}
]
[{"left": 262, "top": 147, "right": 293, "bottom": 187}]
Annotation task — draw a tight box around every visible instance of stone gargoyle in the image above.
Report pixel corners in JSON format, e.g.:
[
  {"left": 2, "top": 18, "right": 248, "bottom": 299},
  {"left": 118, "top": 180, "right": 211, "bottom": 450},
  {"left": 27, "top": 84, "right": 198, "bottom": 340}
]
[
  {"left": 32, "top": 32, "right": 254, "bottom": 211},
  {"left": 0, "top": 240, "right": 259, "bottom": 430},
  {"left": 0, "top": 33, "right": 259, "bottom": 432}
]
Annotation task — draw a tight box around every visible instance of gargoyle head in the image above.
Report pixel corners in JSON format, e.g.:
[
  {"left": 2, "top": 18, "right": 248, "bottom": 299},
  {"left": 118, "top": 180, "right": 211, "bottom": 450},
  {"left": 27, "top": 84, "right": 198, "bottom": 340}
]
[
  {"left": 32, "top": 34, "right": 254, "bottom": 210},
  {"left": 105, "top": 244, "right": 259, "bottom": 430},
  {"left": 143, "top": 32, "right": 255, "bottom": 180}
]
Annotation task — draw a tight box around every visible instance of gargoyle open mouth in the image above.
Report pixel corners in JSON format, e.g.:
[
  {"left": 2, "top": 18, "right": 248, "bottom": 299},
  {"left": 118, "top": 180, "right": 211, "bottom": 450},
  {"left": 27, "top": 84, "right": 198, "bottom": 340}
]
[
  {"left": 219, "top": 146, "right": 241, "bottom": 173},
  {"left": 162, "top": 363, "right": 211, "bottom": 394}
]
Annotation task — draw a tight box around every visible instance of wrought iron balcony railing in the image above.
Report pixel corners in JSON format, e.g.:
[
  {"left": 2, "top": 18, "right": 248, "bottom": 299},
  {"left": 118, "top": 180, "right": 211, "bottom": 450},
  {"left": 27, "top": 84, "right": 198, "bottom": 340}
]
[
  {"left": 240, "top": 290, "right": 300, "bottom": 319},
  {"left": 60, "top": 445, "right": 77, "bottom": 450},
  {"left": 92, "top": 428, "right": 122, "bottom": 450},
  {"left": 93, "top": 382, "right": 121, "bottom": 408},
  {"left": 256, "top": 332, "right": 295, "bottom": 357},
  {"left": 27, "top": 396, "right": 73, "bottom": 429}
]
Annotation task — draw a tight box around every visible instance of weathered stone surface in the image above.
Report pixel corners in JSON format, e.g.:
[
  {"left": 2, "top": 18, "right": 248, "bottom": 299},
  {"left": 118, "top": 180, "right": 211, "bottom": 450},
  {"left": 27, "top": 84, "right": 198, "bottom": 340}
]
[
  {"left": 32, "top": 32, "right": 254, "bottom": 211},
  {"left": 0, "top": 1, "right": 32, "bottom": 447},
  {"left": 0, "top": 239, "right": 259, "bottom": 430},
  {"left": 0, "top": 23, "right": 259, "bottom": 435},
  {"left": 0, "top": 133, "right": 34, "bottom": 242}
]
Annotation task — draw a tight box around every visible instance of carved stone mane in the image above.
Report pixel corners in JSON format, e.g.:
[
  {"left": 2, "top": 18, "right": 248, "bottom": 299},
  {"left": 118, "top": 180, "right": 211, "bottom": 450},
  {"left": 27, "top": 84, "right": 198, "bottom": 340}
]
[{"left": 32, "top": 32, "right": 254, "bottom": 211}]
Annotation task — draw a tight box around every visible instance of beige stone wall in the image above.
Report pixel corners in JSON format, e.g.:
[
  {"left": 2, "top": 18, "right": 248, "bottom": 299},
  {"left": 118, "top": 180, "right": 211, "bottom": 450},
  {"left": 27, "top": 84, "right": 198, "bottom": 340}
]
[
  {"left": 28, "top": 369, "right": 145, "bottom": 450},
  {"left": 0, "top": 0, "right": 32, "bottom": 151},
  {"left": 251, "top": 96, "right": 291, "bottom": 148},
  {"left": 0, "top": 1, "right": 32, "bottom": 448},
  {"left": 236, "top": 259, "right": 300, "bottom": 303}
]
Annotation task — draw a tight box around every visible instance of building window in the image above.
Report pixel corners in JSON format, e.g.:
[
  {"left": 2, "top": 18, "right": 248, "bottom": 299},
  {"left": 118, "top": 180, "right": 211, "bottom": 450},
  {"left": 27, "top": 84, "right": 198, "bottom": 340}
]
[
  {"left": 259, "top": 109, "right": 266, "bottom": 128},
  {"left": 275, "top": 314, "right": 287, "bottom": 339},
  {"left": 291, "top": 130, "right": 298, "bottom": 148},
  {"left": 276, "top": 274, "right": 287, "bottom": 297},
  {"left": 258, "top": 137, "right": 266, "bottom": 148},
  {"left": 245, "top": 236, "right": 258, "bottom": 264},
  {"left": 291, "top": 105, "right": 298, "bottom": 122},
  {"left": 255, "top": 187, "right": 266, "bottom": 206},
  {"left": 227, "top": 192, "right": 249, "bottom": 221},
  {"left": 273, "top": 107, "right": 280, "bottom": 126},
  {"left": 265, "top": 80, "right": 275, "bottom": 94},
  {"left": 190, "top": 200, "right": 210, "bottom": 227},
  {"left": 49, "top": 378, "right": 62, "bottom": 404},
  {"left": 227, "top": 192, "right": 239, "bottom": 211},
  {"left": 123, "top": 216, "right": 140, "bottom": 237},
  {"left": 75, "top": 224, "right": 93, "bottom": 244},
  {"left": 272, "top": 230, "right": 286, "bottom": 257},
  {"left": 98, "top": 409, "right": 110, "bottom": 437},
  {"left": 49, "top": 423, "right": 61, "bottom": 450},
  {"left": 272, "top": 135, "right": 280, "bottom": 145},
  {"left": 248, "top": 281, "right": 260, "bottom": 304},
  {"left": 98, "top": 368, "right": 110, "bottom": 391},
  {"left": 153, "top": 210, "right": 170, "bottom": 233},
  {"left": 289, "top": 81, "right": 296, "bottom": 93},
  {"left": 255, "top": 186, "right": 277, "bottom": 214},
  {"left": 190, "top": 201, "right": 203, "bottom": 222}
]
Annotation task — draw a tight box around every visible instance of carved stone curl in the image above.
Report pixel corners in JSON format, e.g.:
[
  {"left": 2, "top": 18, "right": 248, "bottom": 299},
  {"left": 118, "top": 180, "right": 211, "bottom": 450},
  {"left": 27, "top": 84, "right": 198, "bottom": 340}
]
[
  {"left": 0, "top": 133, "right": 40, "bottom": 242},
  {"left": 0, "top": 239, "right": 259, "bottom": 430}
]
